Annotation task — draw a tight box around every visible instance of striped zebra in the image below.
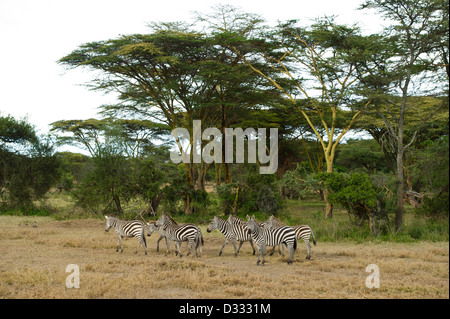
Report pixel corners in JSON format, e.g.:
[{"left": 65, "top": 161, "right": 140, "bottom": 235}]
[
  {"left": 226, "top": 215, "right": 256, "bottom": 255},
  {"left": 155, "top": 213, "right": 203, "bottom": 258},
  {"left": 147, "top": 222, "right": 171, "bottom": 253},
  {"left": 246, "top": 215, "right": 296, "bottom": 265},
  {"left": 104, "top": 215, "right": 147, "bottom": 255},
  {"left": 207, "top": 216, "right": 253, "bottom": 257},
  {"left": 266, "top": 215, "right": 316, "bottom": 260}
]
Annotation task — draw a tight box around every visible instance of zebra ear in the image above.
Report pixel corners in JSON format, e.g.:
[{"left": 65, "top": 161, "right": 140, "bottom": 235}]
[
  {"left": 246, "top": 215, "right": 250, "bottom": 220},
  {"left": 104, "top": 215, "right": 108, "bottom": 219}
]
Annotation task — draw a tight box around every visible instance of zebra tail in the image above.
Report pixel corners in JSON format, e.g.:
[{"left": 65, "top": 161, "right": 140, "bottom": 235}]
[
  {"left": 293, "top": 238, "right": 297, "bottom": 251},
  {"left": 195, "top": 230, "right": 203, "bottom": 249},
  {"left": 311, "top": 230, "right": 317, "bottom": 246},
  {"left": 142, "top": 227, "right": 147, "bottom": 247}
]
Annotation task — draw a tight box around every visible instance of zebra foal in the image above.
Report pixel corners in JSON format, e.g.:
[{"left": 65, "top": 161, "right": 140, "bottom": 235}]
[
  {"left": 207, "top": 216, "right": 252, "bottom": 257},
  {"left": 246, "top": 215, "right": 296, "bottom": 266},
  {"left": 104, "top": 215, "right": 147, "bottom": 255},
  {"left": 155, "top": 213, "right": 203, "bottom": 258}
]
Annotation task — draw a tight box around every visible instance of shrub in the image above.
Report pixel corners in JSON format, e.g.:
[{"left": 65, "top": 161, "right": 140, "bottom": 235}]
[{"left": 317, "top": 171, "right": 394, "bottom": 236}]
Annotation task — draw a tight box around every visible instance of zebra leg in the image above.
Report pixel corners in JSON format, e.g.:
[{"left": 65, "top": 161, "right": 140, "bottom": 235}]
[
  {"left": 157, "top": 235, "right": 164, "bottom": 252},
  {"left": 280, "top": 243, "right": 287, "bottom": 257},
  {"left": 219, "top": 239, "right": 229, "bottom": 256},
  {"left": 137, "top": 237, "right": 147, "bottom": 255},
  {"left": 116, "top": 235, "right": 124, "bottom": 253},
  {"left": 231, "top": 239, "right": 238, "bottom": 258},
  {"left": 255, "top": 245, "right": 261, "bottom": 266},
  {"left": 176, "top": 241, "right": 183, "bottom": 258},
  {"left": 164, "top": 237, "right": 170, "bottom": 254},
  {"left": 249, "top": 239, "right": 256, "bottom": 255},
  {"left": 186, "top": 240, "right": 193, "bottom": 257},
  {"left": 270, "top": 245, "right": 276, "bottom": 256},
  {"left": 165, "top": 240, "right": 171, "bottom": 256},
  {"left": 305, "top": 240, "right": 311, "bottom": 260},
  {"left": 135, "top": 239, "right": 140, "bottom": 254},
  {"left": 196, "top": 234, "right": 202, "bottom": 258},
  {"left": 260, "top": 245, "right": 267, "bottom": 266},
  {"left": 287, "top": 243, "right": 295, "bottom": 264},
  {"left": 234, "top": 241, "right": 243, "bottom": 257}
]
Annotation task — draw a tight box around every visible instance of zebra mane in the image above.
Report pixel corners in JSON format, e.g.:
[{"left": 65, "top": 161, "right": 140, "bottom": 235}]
[
  {"left": 162, "top": 213, "right": 178, "bottom": 225},
  {"left": 270, "top": 215, "right": 285, "bottom": 225},
  {"left": 229, "top": 215, "right": 245, "bottom": 222}
]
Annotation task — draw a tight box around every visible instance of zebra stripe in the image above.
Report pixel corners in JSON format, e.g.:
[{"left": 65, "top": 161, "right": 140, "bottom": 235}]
[
  {"left": 266, "top": 215, "right": 316, "bottom": 260},
  {"left": 207, "top": 216, "right": 252, "bottom": 257},
  {"left": 246, "top": 215, "right": 296, "bottom": 265},
  {"left": 147, "top": 222, "right": 172, "bottom": 253},
  {"left": 155, "top": 213, "right": 203, "bottom": 258},
  {"left": 104, "top": 215, "right": 147, "bottom": 255},
  {"left": 226, "top": 215, "right": 256, "bottom": 255}
]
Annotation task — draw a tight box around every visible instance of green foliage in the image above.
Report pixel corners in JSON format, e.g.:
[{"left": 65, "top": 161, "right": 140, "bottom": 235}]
[
  {"left": 216, "top": 172, "right": 283, "bottom": 216},
  {"left": 277, "top": 162, "right": 321, "bottom": 200},
  {"left": 1, "top": 115, "right": 60, "bottom": 210},
  {"left": 335, "top": 139, "right": 390, "bottom": 173},
  {"left": 416, "top": 192, "right": 449, "bottom": 219},
  {"left": 317, "top": 171, "right": 394, "bottom": 236}
]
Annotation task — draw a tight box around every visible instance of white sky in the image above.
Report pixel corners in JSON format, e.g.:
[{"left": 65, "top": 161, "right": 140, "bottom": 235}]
[{"left": 0, "top": 0, "right": 385, "bottom": 138}]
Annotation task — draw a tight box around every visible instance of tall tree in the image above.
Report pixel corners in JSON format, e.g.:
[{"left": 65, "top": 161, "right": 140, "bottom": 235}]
[
  {"left": 359, "top": 0, "right": 449, "bottom": 231},
  {"left": 59, "top": 12, "right": 282, "bottom": 214},
  {"left": 233, "top": 19, "right": 374, "bottom": 217}
]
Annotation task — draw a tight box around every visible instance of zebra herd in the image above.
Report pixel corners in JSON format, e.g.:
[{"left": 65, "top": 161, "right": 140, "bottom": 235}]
[{"left": 104, "top": 213, "right": 316, "bottom": 266}]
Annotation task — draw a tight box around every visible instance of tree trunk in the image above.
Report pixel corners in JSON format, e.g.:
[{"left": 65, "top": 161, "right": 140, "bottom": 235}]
[
  {"left": 324, "top": 156, "right": 334, "bottom": 218},
  {"left": 113, "top": 194, "right": 123, "bottom": 215},
  {"left": 184, "top": 193, "right": 194, "bottom": 215},
  {"left": 396, "top": 144, "right": 404, "bottom": 232},
  {"left": 221, "top": 103, "right": 231, "bottom": 184}
]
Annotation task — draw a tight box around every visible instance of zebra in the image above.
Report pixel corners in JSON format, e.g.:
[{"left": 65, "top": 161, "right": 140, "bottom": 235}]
[
  {"left": 147, "top": 222, "right": 172, "bottom": 253},
  {"left": 266, "top": 215, "right": 316, "bottom": 260},
  {"left": 226, "top": 215, "right": 256, "bottom": 255},
  {"left": 155, "top": 213, "right": 203, "bottom": 258},
  {"left": 104, "top": 215, "right": 147, "bottom": 255},
  {"left": 207, "top": 216, "right": 253, "bottom": 257},
  {"left": 246, "top": 215, "right": 296, "bottom": 266}
]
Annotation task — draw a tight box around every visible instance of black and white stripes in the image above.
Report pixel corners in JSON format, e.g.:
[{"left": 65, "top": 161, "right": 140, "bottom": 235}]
[
  {"left": 104, "top": 215, "right": 147, "bottom": 255},
  {"left": 155, "top": 213, "right": 203, "bottom": 258},
  {"left": 265, "top": 215, "right": 316, "bottom": 260},
  {"left": 104, "top": 213, "right": 316, "bottom": 265},
  {"left": 207, "top": 216, "right": 254, "bottom": 257},
  {"left": 246, "top": 215, "right": 297, "bottom": 266}
]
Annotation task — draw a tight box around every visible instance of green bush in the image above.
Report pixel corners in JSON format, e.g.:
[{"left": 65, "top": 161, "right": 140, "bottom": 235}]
[{"left": 316, "top": 171, "right": 394, "bottom": 236}]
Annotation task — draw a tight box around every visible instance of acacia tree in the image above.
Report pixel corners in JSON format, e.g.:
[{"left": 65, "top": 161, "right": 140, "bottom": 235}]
[
  {"left": 59, "top": 12, "right": 282, "bottom": 214},
  {"left": 51, "top": 118, "right": 170, "bottom": 215},
  {"left": 59, "top": 28, "right": 219, "bottom": 214},
  {"left": 358, "top": 0, "right": 449, "bottom": 231},
  {"left": 233, "top": 19, "right": 374, "bottom": 217}
]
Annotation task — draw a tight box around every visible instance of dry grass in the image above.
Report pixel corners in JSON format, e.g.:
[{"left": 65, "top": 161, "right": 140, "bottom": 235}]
[{"left": 0, "top": 215, "right": 448, "bottom": 299}]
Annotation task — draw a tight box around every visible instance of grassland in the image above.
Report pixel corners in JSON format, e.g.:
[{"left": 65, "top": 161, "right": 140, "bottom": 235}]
[{"left": 0, "top": 214, "right": 448, "bottom": 299}]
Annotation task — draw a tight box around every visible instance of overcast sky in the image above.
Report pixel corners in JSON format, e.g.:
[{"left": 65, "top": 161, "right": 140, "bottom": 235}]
[{"left": 0, "top": 0, "right": 385, "bottom": 138}]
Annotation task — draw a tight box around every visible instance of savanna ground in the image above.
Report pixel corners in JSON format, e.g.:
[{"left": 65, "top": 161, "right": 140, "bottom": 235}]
[{"left": 0, "top": 212, "right": 448, "bottom": 299}]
